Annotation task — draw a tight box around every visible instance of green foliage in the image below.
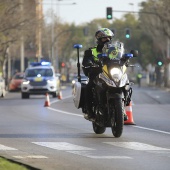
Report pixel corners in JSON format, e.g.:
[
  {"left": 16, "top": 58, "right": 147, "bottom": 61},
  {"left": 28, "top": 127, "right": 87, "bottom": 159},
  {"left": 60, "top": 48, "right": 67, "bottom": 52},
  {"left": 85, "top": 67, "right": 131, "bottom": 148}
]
[
  {"left": 0, "top": 1, "right": 167, "bottom": 74},
  {"left": 0, "top": 157, "right": 29, "bottom": 170},
  {"left": 139, "top": 0, "right": 170, "bottom": 64}
]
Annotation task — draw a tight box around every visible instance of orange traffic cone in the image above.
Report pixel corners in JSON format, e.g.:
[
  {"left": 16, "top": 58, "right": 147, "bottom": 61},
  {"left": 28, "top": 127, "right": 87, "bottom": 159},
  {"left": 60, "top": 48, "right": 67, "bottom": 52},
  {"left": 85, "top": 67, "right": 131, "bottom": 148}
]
[
  {"left": 124, "top": 102, "right": 135, "bottom": 125},
  {"left": 58, "top": 91, "right": 62, "bottom": 100},
  {"left": 44, "top": 93, "right": 50, "bottom": 107}
]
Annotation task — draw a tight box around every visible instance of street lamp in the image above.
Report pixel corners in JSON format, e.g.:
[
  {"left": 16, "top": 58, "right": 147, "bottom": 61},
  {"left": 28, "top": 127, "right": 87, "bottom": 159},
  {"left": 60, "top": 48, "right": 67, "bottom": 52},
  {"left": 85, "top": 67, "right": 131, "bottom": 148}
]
[
  {"left": 36, "top": 0, "right": 43, "bottom": 62},
  {"left": 20, "top": 0, "right": 25, "bottom": 72}
]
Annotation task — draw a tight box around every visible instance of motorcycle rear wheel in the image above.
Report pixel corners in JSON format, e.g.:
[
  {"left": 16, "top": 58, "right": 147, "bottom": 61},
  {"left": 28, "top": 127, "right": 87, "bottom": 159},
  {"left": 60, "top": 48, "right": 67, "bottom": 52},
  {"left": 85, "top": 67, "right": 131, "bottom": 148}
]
[
  {"left": 111, "top": 99, "right": 124, "bottom": 138},
  {"left": 92, "top": 122, "right": 106, "bottom": 134}
]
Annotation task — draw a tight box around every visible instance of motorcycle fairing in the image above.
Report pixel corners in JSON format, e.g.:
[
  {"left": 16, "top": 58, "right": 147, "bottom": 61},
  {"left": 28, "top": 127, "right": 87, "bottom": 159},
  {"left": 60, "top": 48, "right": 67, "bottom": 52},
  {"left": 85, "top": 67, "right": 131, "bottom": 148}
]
[
  {"left": 99, "top": 72, "right": 128, "bottom": 88},
  {"left": 99, "top": 73, "right": 116, "bottom": 87},
  {"left": 119, "top": 74, "right": 128, "bottom": 87}
]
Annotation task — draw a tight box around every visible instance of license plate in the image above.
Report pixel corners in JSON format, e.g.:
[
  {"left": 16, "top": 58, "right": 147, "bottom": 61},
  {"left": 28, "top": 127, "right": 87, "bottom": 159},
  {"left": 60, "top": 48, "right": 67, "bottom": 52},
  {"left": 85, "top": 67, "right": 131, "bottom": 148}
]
[
  {"left": 34, "top": 77, "right": 43, "bottom": 82},
  {"left": 33, "top": 86, "right": 43, "bottom": 89}
]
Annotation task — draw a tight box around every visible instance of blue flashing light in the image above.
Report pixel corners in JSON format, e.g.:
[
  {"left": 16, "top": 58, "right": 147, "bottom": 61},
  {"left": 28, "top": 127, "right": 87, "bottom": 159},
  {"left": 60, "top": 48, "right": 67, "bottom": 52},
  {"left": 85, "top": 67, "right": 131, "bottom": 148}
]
[
  {"left": 30, "top": 61, "right": 51, "bottom": 67},
  {"left": 124, "top": 53, "right": 133, "bottom": 58},
  {"left": 74, "top": 44, "right": 83, "bottom": 49},
  {"left": 97, "top": 53, "right": 107, "bottom": 58},
  {"left": 41, "top": 61, "right": 51, "bottom": 66}
]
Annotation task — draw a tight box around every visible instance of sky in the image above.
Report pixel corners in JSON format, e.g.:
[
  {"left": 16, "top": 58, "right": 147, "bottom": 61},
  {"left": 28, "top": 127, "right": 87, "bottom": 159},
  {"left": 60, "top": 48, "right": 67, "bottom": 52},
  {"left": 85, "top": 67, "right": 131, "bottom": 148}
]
[{"left": 43, "top": 0, "right": 147, "bottom": 25}]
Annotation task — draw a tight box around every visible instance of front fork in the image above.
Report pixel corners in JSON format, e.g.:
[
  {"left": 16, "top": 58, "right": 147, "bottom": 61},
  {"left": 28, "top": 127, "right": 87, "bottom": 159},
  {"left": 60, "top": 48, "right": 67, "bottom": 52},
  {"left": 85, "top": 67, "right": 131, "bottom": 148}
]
[{"left": 106, "top": 91, "right": 124, "bottom": 118}]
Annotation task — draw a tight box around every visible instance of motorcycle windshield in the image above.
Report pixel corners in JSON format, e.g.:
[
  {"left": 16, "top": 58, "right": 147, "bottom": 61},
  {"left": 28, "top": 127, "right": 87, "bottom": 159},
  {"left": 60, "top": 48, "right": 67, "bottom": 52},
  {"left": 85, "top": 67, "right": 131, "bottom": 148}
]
[
  {"left": 108, "top": 47, "right": 122, "bottom": 60},
  {"left": 102, "top": 43, "right": 124, "bottom": 60}
]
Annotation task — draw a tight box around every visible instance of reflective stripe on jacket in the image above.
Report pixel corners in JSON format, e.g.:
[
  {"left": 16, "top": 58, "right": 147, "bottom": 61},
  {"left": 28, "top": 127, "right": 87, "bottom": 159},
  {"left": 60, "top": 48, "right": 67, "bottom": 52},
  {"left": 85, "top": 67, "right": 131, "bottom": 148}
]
[{"left": 91, "top": 47, "right": 101, "bottom": 61}]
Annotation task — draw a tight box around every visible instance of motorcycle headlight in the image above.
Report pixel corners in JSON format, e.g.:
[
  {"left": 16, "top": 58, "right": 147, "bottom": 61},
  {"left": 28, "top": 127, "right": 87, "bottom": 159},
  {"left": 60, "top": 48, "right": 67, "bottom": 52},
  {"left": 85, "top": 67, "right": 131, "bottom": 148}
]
[{"left": 110, "top": 68, "right": 123, "bottom": 82}]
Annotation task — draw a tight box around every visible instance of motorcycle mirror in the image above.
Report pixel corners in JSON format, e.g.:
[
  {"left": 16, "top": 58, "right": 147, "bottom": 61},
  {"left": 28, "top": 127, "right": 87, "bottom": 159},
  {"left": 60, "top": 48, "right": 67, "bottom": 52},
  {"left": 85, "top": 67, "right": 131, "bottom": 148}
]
[
  {"left": 130, "top": 50, "right": 138, "bottom": 57},
  {"left": 73, "top": 44, "right": 83, "bottom": 49}
]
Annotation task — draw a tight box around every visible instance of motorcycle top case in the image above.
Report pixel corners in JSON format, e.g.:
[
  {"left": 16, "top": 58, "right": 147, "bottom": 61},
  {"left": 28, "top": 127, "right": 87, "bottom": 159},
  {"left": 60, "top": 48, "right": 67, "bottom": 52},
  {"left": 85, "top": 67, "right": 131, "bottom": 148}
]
[{"left": 72, "top": 82, "right": 86, "bottom": 109}]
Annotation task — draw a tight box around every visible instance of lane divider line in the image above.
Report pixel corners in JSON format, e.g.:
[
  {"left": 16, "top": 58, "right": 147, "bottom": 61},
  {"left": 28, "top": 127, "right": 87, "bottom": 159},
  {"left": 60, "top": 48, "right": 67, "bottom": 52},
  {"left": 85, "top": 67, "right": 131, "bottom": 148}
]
[
  {"left": 132, "top": 125, "right": 170, "bottom": 135},
  {"left": 48, "top": 96, "right": 170, "bottom": 136}
]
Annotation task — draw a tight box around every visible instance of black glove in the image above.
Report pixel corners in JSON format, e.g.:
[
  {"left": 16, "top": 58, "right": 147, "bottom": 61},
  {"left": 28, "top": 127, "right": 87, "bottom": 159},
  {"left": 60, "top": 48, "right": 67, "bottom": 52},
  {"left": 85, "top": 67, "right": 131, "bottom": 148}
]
[
  {"left": 86, "top": 60, "right": 93, "bottom": 66},
  {"left": 95, "top": 60, "right": 103, "bottom": 67}
]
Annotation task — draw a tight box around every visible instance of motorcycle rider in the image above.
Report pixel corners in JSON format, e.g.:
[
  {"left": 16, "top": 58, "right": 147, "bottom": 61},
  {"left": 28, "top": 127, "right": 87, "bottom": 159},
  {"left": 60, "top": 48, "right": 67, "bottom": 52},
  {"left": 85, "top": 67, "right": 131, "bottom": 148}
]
[
  {"left": 82, "top": 28, "right": 129, "bottom": 121},
  {"left": 82, "top": 28, "right": 113, "bottom": 121}
]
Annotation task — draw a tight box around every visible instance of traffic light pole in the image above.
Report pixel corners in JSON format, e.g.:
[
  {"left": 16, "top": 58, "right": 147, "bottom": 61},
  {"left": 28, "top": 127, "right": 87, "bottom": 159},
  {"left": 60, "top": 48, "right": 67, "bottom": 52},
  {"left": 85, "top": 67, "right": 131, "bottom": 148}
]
[{"left": 111, "top": 10, "right": 156, "bottom": 15}]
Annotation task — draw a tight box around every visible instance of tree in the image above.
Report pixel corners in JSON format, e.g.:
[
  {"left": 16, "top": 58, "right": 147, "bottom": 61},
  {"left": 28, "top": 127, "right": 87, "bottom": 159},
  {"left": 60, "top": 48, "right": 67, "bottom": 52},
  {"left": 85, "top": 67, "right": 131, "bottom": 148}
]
[
  {"left": 0, "top": 0, "right": 38, "bottom": 75},
  {"left": 139, "top": 0, "right": 170, "bottom": 86}
]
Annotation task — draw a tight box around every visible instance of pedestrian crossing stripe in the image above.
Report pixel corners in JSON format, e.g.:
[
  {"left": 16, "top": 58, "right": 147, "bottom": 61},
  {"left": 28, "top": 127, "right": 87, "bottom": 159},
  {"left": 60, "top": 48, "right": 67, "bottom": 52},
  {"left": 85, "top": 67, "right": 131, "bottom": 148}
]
[
  {"left": 32, "top": 142, "right": 132, "bottom": 159},
  {"left": 1, "top": 142, "right": 170, "bottom": 160},
  {"left": 67, "top": 151, "right": 132, "bottom": 159},
  {"left": 104, "top": 142, "right": 170, "bottom": 151},
  {"left": 13, "top": 155, "right": 48, "bottom": 159},
  {"left": 0, "top": 144, "right": 17, "bottom": 150},
  {"left": 32, "top": 142, "right": 95, "bottom": 151}
]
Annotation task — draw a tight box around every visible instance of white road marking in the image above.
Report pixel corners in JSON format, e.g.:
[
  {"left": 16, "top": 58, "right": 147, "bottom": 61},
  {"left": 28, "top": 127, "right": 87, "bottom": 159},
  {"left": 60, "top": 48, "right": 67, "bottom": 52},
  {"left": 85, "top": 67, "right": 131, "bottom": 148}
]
[
  {"left": 13, "top": 155, "right": 48, "bottom": 159},
  {"left": 133, "top": 126, "right": 170, "bottom": 135},
  {"left": 0, "top": 144, "right": 17, "bottom": 150},
  {"left": 67, "top": 151, "right": 132, "bottom": 159},
  {"left": 48, "top": 105, "right": 170, "bottom": 136},
  {"left": 50, "top": 95, "right": 71, "bottom": 104},
  {"left": 32, "top": 142, "right": 94, "bottom": 151},
  {"left": 104, "top": 142, "right": 170, "bottom": 151},
  {"left": 48, "top": 96, "right": 170, "bottom": 136},
  {"left": 88, "top": 156, "right": 132, "bottom": 159},
  {"left": 48, "top": 107, "right": 83, "bottom": 117},
  {"left": 32, "top": 142, "right": 132, "bottom": 159}
]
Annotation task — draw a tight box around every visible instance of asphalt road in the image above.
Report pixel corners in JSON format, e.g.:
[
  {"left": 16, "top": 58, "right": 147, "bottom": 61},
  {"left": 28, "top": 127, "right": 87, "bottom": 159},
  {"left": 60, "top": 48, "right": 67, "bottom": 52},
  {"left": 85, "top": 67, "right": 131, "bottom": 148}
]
[{"left": 0, "top": 85, "right": 170, "bottom": 170}]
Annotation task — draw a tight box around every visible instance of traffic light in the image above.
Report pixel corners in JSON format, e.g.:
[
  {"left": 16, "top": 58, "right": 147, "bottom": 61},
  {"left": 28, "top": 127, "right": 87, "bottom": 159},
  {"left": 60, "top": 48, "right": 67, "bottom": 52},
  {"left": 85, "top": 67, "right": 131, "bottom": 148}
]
[
  {"left": 61, "top": 62, "right": 65, "bottom": 67},
  {"left": 157, "top": 61, "right": 163, "bottom": 66},
  {"left": 125, "top": 28, "right": 131, "bottom": 39},
  {"left": 106, "top": 7, "right": 112, "bottom": 20}
]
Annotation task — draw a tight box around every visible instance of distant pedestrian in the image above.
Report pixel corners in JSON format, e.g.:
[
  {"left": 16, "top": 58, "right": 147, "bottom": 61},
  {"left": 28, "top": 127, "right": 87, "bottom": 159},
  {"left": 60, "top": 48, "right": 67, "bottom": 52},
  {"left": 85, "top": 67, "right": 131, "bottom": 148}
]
[{"left": 137, "top": 73, "right": 142, "bottom": 87}]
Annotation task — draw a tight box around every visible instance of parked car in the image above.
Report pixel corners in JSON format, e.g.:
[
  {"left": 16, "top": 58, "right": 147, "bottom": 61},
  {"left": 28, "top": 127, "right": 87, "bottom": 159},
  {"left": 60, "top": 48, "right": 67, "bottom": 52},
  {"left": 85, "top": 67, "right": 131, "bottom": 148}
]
[
  {"left": 0, "top": 77, "right": 6, "bottom": 97},
  {"left": 9, "top": 72, "right": 24, "bottom": 91}
]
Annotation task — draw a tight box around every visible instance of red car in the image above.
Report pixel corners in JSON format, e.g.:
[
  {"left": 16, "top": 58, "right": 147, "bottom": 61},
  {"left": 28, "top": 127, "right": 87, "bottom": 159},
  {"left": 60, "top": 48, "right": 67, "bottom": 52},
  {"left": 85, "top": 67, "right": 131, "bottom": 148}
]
[{"left": 9, "top": 72, "right": 24, "bottom": 91}]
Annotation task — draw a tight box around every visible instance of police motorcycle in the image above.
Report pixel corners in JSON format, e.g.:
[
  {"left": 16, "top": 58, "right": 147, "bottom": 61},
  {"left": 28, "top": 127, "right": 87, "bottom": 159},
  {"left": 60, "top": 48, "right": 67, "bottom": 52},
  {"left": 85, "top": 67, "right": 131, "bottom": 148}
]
[{"left": 73, "top": 43, "right": 138, "bottom": 137}]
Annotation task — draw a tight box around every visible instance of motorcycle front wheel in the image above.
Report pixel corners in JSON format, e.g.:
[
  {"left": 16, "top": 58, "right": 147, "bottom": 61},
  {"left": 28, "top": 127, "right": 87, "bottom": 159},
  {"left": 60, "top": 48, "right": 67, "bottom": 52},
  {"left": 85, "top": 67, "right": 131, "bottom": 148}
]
[
  {"left": 92, "top": 122, "right": 106, "bottom": 134},
  {"left": 111, "top": 99, "right": 124, "bottom": 138}
]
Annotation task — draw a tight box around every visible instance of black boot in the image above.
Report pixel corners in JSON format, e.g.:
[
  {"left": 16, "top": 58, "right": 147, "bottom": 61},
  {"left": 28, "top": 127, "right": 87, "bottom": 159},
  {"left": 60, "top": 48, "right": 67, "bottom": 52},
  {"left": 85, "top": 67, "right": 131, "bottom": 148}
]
[
  {"left": 87, "top": 108, "right": 95, "bottom": 121},
  {"left": 124, "top": 113, "right": 128, "bottom": 121}
]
